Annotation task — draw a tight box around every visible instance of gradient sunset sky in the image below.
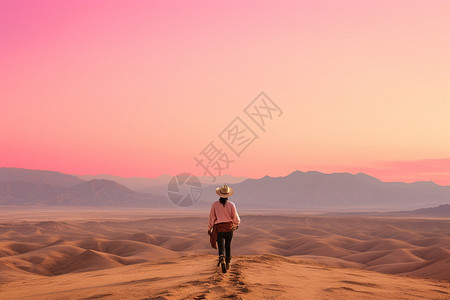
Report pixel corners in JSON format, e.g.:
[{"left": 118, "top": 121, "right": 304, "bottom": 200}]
[{"left": 1, "top": 0, "right": 449, "bottom": 185}]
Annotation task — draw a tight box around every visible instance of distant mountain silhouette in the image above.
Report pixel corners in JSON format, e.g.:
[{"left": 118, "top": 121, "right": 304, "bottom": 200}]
[
  {"left": 1, "top": 168, "right": 448, "bottom": 210},
  {"left": 49, "top": 179, "right": 166, "bottom": 207},
  {"left": 197, "top": 170, "right": 450, "bottom": 210},
  {"left": 0, "top": 171, "right": 168, "bottom": 207},
  {"left": 409, "top": 204, "right": 450, "bottom": 216},
  {"left": 0, "top": 167, "right": 83, "bottom": 187},
  {"left": 0, "top": 181, "right": 65, "bottom": 205},
  {"left": 76, "top": 173, "right": 247, "bottom": 192},
  {"left": 75, "top": 174, "right": 173, "bottom": 191}
]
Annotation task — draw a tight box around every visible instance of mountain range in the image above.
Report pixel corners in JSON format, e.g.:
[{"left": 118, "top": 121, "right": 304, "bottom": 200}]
[
  {"left": 76, "top": 173, "right": 247, "bottom": 192},
  {"left": 198, "top": 170, "right": 449, "bottom": 210},
  {"left": 0, "top": 167, "right": 83, "bottom": 187},
  {"left": 0, "top": 168, "right": 166, "bottom": 207},
  {"left": 0, "top": 167, "right": 448, "bottom": 211},
  {"left": 394, "top": 204, "right": 450, "bottom": 217}
]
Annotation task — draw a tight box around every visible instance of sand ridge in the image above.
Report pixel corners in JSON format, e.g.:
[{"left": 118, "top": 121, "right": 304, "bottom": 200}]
[
  {"left": 0, "top": 213, "right": 449, "bottom": 298},
  {"left": 1, "top": 215, "right": 449, "bottom": 281},
  {"left": 0, "top": 254, "right": 449, "bottom": 299}
]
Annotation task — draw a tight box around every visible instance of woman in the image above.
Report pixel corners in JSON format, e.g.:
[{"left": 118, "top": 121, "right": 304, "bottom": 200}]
[{"left": 208, "top": 184, "right": 241, "bottom": 273}]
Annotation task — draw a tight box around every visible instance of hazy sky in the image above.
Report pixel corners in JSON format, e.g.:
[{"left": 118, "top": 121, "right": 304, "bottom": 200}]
[{"left": 1, "top": 0, "right": 449, "bottom": 185}]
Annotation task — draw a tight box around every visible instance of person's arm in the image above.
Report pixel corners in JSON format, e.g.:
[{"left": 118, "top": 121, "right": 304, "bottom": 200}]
[
  {"left": 208, "top": 203, "right": 216, "bottom": 231},
  {"left": 232, "top": 202, "right": 240, "bottom": 228}
]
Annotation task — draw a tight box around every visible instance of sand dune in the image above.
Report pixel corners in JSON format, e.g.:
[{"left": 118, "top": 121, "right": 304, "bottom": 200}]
[
  {"left": 0, "top": 212, "right": 449, "bottom": 298},
  {"left": 405, "top": 256, "right": 450, "bottom": 279},
  {"left": 347, "top": 238, "right": 414, "bottom": 252},
  {"left": 52, "top": 249, "right": 129, "bottom": 274},
  {"left": 0, "top": 254, "right": 448, "bottom": 299}
]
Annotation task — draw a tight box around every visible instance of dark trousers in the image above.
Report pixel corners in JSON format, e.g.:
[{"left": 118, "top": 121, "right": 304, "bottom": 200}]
[{"left": 217, "top": 230, "right": 233, "bottom": 260}]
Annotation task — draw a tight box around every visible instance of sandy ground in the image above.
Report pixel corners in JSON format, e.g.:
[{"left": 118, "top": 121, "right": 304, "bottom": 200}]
[
  {"left": 0, "top": 254, "right": 449, "bottom": 299},
  {"left": 0, "top": 210, "right": 449, "bottom": 299}
]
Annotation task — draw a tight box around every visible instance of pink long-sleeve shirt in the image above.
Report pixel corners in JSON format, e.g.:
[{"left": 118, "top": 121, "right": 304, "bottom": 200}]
[{"left": 208, "top": 200, "right": 240, "bottom": 230}]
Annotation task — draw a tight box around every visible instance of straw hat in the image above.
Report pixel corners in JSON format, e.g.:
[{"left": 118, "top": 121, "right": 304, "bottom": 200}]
[{"left": 216, "top": 184, "right": 234, "bottom": 197}]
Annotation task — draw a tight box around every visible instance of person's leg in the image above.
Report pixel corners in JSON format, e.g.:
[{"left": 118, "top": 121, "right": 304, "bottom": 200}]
[
  {"left": 225, "top": 230, "right": 233, "bottom": 268},
  {"left": 217, "top": 232, "right": 225, "bottom": 257},
  {"left": 217, "top": 232, "right": 227, "bottom": 272}
]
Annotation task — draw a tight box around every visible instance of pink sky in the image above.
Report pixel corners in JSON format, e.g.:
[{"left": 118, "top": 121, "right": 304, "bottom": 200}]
[{"left": 1, "top": 0, "right": 449, "bottom": 185}]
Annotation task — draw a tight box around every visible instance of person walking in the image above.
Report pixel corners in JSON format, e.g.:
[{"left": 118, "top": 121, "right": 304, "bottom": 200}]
[{"left": 208, "top": 184, "right": 240, "bottom": 273}]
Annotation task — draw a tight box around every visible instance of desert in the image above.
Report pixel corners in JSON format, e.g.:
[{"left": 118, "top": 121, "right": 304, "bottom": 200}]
[
  {"left": 0, "top": 209, "right": 449, "bottom": 299},
  {"left": 3, "top": 0, "right": 450, "bottom": 298}
]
